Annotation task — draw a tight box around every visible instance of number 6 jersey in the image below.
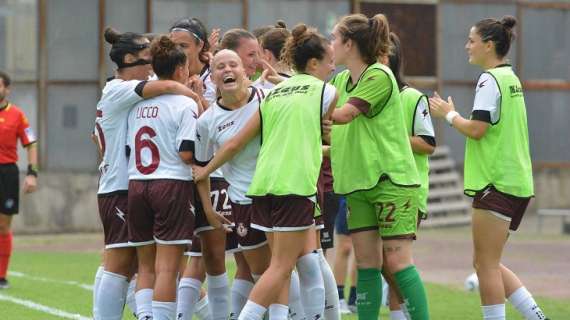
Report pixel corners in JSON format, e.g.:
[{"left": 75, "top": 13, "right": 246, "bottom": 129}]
[{"left": 127, "top": 94, "right": 199, "bottom": 181}]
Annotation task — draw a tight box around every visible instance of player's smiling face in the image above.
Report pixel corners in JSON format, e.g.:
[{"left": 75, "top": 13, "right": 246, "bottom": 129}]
[
  {"left": 170, "top": 31, "right": 201, "bottom": 67},
  {"left": 234, "top": 38, "right": 260, "bottom": 77},
  {"left": 212, "top": 50, "right": 246, "bottom": 92},
  {"left": 466, "top": 26, "right": 489, "bottom": 67}
]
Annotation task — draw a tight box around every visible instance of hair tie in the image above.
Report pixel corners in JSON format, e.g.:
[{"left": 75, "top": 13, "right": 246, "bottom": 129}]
[{"left": 368, "top": 17, "right": 373, "bottom": 27}]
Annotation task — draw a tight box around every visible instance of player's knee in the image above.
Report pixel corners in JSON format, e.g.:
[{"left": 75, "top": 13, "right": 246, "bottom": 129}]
[{"left": 383, "top": 254, "right": 410, "bottom": 274}]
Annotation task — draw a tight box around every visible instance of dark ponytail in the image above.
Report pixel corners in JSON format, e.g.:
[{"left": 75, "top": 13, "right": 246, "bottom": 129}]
[
  {"left": 282, "top": 24, "right": 328, "bottom": 72},
  {"left": 170, "top": 17, "right": 210, "bottom": 64},
  {"left": 150, "top": 35, "right": 187, "bottom": 79},
  {"left": 474, "top": 15, "right": 517, "bottom": 58},
  {"left": 336, "top": 13, "right": 391, "bottom": 65}
]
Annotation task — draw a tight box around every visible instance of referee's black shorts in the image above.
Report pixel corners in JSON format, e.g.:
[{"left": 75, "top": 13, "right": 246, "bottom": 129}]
[{"left": 0, "top": 163, "right": 19, "bottom": 215}]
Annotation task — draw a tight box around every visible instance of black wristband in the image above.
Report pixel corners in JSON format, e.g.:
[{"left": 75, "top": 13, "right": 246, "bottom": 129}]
[{"left": 27, "top": 164, "right": 38, "bottom": 177}]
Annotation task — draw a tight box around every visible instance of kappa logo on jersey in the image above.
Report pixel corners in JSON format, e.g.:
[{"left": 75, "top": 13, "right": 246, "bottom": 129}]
[
  {"left": 191, "top": 110, "right": 198, "bottom": 119},
  {"left": 422, "top": 109, "right": 429, "bottom": 118},
  {"left": 115, "top": 207, "right": 126, "bottom": 222},
  {"left": 218, "top": 120, "right": 235, "bottom": 132},
  {"left": 236, "top": 223, "right": 248, "bottom": 237},
  {"left": 478, "top": 79, "right": 489, "bottom": 88}
]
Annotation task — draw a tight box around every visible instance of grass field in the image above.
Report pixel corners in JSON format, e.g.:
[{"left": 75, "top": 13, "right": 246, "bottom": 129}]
[{"left": 1, "top": 251, "right": 568, "bottom": 319}]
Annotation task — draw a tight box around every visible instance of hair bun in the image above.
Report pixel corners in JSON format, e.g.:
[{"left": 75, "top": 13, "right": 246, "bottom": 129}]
[
  {"left": 291, "top": 24, "right": 308, "bottom": 39},
  {"left": 104, "top": 27, "right": 121, "bottom": 45},
  {"left": 501, "top": 15, "right": 517, "bottom": 30},
  {"left": 151, "top": 35, "right": 177, "bottom": 58},
  {"left": 275, "top": 20, "right": 287, "bottom": 29}
]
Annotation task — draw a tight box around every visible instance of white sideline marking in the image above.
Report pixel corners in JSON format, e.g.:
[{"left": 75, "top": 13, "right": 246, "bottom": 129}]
[
  {"left": 0, "top": 293, "right": 91, "bottom": 320},
  {"left": 9, "top": 271, "right": 93, "bottom": 291}
]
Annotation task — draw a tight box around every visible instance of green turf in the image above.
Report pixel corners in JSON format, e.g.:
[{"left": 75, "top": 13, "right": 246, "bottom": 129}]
[{"left": 2, "top": 251, "right": 568, "bottom": 319}]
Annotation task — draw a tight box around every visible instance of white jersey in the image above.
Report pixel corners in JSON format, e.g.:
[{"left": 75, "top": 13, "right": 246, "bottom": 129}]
[
  {"left": 200, "top": 65, "right": 218, "bottom": 107},
  {"left": 473, "top": 72, "right": 501, "bottom": 124},
  {"left": 127, "top": 94, "right": 198, "bottom": 181},
  {"left": 95, "top": 79, "right": 145, "bottom": 194},
  {"left": 413, "top": 96, "right": 435, "bottom": 138},
  {"left": 195, "top": 87, "right": 267, "bottom": 204},
  {"left": 251, "top": 73, "right": 292, "bottom": 91}
]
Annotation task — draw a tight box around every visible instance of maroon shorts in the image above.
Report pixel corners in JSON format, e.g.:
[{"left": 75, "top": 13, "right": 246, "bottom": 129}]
[
  {"left": 231, "top": 201, "right": 267, "bottom": 250},
  {"left": 472, "top": 185, "right": 531, "bottom": 231},
  {"left": 128, "top": 179, "right": 195, "bottom": 245},
  {"left": 251, "top": 195, "right": 315, "bottom": 232},
  {"left": 98, "top": 192, "right": 130, "bottom": 249},
  {"left": 185, "top": 233, "right": 240, "bottom": 256},
  {"left": 194, "top": 178, "right": 234, "bottom": 234}
]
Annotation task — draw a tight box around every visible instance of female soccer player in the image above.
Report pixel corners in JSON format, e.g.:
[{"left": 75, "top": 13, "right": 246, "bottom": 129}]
[
  {"left": 253, "top": 21, "right": 292, "bottom": 90},
  {"left": 93, "top": 27, "right": 197, "bottom": 320},
  {"left": 220, "top": 29, "right": 261, "bottom": 80},
  {"left": 126, "top": 35, "right": 198, "bottom": 320},
  {"left": 194, "top": 24, "right": 338, "bottom": 320},
  {"left": 329, "top": 14, "right": 429, "bottom": 320},
  {"left": 384, "top": 32, "right": 436, "bottom": 320},
  {"left": 429, "top": 16, "right": 548, "bottom": 320}
]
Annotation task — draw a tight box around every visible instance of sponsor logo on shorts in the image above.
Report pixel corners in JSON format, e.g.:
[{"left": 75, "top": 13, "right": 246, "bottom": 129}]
[
  {"left": 237, "top": 223, "right": 248, "bottom": 237},
  {"left": 189, "top": 202, "right": 196, "bottom": 215},
  {"left": 115, "top": 207, "right": 126, "bottom": 222}
]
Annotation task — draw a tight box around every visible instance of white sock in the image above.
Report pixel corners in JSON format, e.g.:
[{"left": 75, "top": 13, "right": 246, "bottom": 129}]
[
  {"left": 96, "top": 271, "right": 129, "bottom": 320},
  {"left": 126, "top": 277, "right": 137, "bottom": 317},
  {"left": 268, "top": 304, "right": 289, "bottom": 320},
  {"left": 152, "top": 301, "right": 176, "bottom": 320},
  {"left": 135, "top": 288, "right": 154, "bottom": 320},
  {"left": 92, "top": 266, "right": 104, "bottom": 319},
  {"left": 400, "top": 303, "right": 411, "bottom": 320},
  {"left": 206, "top": 273, "right": 230, "bottom": 320},
  {"left": 317, "top": 249, "right": 340, "bottom": 320},
  {"left": 296, "top": 252, "right": 325, "bottom": 320},
  {"left": 482, "top": 304, "right": 506, "bottom": 320},
  {"left": 390, "top": 310, "right": 408, "bottom": 320},
  {"left": 230, "top": 279, "right": 254, "bottom": 319},
  {"left": 288, "top": 270, "right": 306, "bottom": 320},
  {"left": 195, "top": 295, "right": 212, "bottom": 320},
  {"left": 508, "top": 287, "right": 547, "bottom": 320},
  {"left": 176, "top": 278, "right": 202, "bottom": 320},
  {"left": 238, "top": 300, "right": 266, "bottom": 320}
]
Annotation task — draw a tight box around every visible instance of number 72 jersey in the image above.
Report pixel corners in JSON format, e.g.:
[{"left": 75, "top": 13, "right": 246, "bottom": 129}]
[{"left": 127, "top": 94, "right": 199, "bottom": 181}]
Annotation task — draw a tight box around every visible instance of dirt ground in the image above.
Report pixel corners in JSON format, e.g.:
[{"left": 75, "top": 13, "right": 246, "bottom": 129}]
[{"left": 13, "top": 215, "right": 570, "bottom": 300}]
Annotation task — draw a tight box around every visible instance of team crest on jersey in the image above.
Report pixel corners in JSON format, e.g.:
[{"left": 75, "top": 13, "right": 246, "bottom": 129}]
[{"left": 237, "top": 223, "right": 248, "bottom": 237}]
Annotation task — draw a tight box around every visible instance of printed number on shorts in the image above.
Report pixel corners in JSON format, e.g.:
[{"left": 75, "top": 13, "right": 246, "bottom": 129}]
[
  {"left": 376, "top": 202, "right": 396, "bottom": 223},
  {"left": 210, "top": 189, "right": 232, "bottom": 211},
  {"left": 135, "top": 126, "right": 160, "bottom": 175}
]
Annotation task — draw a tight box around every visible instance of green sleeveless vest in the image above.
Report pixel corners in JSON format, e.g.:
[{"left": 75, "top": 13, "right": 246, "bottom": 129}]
[
  {"left": 247, "top": 74, "right": 324, "bottom": 197},
  {"left": 401, "top": 87, "right": 430, "bottom": 213},
  {"left": 464, "top": 66, "right": 534, "bottom": 197},
  {"left": 331, "top": 63, "right": 419, "bottom": 194}
]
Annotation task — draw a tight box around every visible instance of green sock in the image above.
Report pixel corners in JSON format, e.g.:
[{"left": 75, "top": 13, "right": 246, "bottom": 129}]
[
  {"left": 394, "top": 265, "right": 430, "bottom": 320},
  {"left": 356, "top": 268, "right": 382, "bottom": 320}
]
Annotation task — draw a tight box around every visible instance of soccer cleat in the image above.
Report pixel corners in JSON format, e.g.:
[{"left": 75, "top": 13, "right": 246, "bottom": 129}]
[
  {"left": 339, "top": 299, "right": 351, "bottom": 314},
  {"left": 348, "top": 303, "right": 357, "bottom": 314},
  {"left": 0, "top": 278, "right": 9, "bottom": 289}
]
